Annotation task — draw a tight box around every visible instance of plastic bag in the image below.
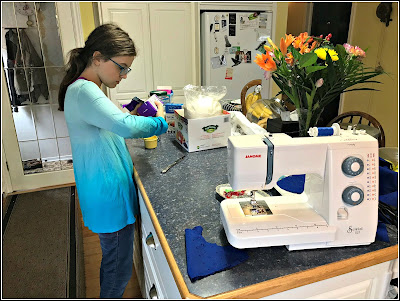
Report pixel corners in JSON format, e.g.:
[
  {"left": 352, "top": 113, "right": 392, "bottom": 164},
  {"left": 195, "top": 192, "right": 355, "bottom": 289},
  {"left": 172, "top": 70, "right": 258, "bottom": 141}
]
[{"left": 183, "top": 84, "right": 227, "bottom": 119}]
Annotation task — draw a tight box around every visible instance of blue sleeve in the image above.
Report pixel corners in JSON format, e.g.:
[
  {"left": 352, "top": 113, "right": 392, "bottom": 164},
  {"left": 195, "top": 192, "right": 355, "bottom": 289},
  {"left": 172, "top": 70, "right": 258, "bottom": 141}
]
[{"left": 77, "top": 82, "right": 168, "bottom": 138}]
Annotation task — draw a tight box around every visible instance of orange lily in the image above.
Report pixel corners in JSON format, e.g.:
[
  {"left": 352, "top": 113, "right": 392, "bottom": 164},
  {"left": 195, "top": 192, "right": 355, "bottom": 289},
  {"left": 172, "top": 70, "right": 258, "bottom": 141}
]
[
  {"left": 280, "top": 37, "right": 287, "bottom": 55},
  {"left": 299, "top": 32, "right": 310, "bottom": 43},
  {"left": 254, "top": 52, "right": 277, "bottom": 71},
  {"left": 284, "top": 34, "right": 295, "bottom": 47},
  {"left": 299, "top": 44, "right": 311, "bottom": 54},
  {"left": 310, "top": 41, "right": 317, "bottom": 51},
  {"left": 285, "top": 52, "right": 294, "bottom": 66},
  {"left": 292, "top": 37, "right": 303, "bottom": 49},
  {"left": 292, "top": 32, "right": 310, "bottom": 49}
]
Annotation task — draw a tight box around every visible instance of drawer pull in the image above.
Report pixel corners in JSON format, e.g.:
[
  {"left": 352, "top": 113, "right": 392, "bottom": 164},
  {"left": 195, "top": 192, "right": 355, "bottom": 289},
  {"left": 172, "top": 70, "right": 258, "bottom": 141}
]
[
  {"left": 149, "top": 284, "right": 158, "bottom": 299},
  {"left": 146, "top": 232, "right": 156, "bottom": 249}
]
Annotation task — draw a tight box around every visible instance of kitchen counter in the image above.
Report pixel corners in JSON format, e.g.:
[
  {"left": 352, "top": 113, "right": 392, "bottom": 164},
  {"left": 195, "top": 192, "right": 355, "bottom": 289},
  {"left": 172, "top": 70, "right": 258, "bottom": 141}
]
[{"left": 126, "top": 134, "right": 398, "bottom": 299}]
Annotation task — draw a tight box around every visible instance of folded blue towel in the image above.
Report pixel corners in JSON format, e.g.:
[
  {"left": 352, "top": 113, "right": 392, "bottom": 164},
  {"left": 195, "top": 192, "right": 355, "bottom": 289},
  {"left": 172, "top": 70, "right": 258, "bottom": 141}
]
[{"left": 185, "top": 226, "right": 249, "bottom": 282}]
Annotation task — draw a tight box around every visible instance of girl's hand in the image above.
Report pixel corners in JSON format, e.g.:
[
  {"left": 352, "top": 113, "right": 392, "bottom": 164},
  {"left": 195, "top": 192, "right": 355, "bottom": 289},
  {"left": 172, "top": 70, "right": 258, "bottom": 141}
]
[
  {"left": 155, "top": 100, "right": 165, "bottom": 119},
  {"left": 130, "top": 102, "right": 142, "bottom": 115}
]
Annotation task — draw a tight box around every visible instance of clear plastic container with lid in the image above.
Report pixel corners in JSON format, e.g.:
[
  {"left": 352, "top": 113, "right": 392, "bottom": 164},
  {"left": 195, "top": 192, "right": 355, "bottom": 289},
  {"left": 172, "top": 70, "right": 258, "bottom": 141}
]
[{"left": 149, "top": 90, "right": 170, "bottom": 103}]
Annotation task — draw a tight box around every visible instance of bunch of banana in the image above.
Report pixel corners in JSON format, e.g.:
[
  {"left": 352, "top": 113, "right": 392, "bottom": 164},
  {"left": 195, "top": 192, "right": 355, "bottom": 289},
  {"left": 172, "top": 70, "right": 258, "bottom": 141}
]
[
  {"left": 251, "top": 101, "right": 273, "bottom": 120},
  {"left": 245, "top": 90, "right": 262, "bottom": 113}
]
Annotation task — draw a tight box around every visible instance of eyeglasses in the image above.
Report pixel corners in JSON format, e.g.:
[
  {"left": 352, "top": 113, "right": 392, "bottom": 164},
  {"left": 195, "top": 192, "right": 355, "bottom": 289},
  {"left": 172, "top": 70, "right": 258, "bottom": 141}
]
[{"left": 108, "top": 58, "right": 131, "bottom": 76}]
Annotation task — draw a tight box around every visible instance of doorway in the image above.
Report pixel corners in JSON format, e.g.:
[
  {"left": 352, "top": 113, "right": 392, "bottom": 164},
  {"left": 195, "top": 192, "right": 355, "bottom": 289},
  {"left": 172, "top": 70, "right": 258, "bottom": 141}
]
[
  {"left": 309, "top": 2, "right": 353, "bottom": 126},
  {"left": 2, "top": 2, "right": 73, "bottom": 175}
]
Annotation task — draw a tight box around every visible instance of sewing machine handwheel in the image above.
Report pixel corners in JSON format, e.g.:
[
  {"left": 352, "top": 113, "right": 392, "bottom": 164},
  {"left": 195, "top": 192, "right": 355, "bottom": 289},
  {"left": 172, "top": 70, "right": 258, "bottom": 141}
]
[
  {"left": 342, "top": 156, "right": 364, "bottom": 177},
  {"left": 342, "top": 186, "right": 364, "bottom": 206}
]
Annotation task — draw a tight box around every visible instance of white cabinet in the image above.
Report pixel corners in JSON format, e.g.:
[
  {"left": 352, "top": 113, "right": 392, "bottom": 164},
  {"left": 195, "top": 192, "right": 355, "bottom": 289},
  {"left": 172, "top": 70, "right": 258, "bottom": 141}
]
[
  {"left": 262, "top": 260, "right": 396, "bottom": 299},
  {"left": 99, "top": 2, "right": 198, "bottom": 105}
]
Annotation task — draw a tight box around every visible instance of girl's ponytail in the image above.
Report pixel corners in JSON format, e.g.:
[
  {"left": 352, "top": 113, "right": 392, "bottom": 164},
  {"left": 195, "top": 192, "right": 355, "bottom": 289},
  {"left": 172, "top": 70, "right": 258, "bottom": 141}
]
[
  {"left": 58, "top": 23, "right": 136, "bottom": 111},
  {"left": 58, "top": 47, "right": 89, "bottom": 111}
]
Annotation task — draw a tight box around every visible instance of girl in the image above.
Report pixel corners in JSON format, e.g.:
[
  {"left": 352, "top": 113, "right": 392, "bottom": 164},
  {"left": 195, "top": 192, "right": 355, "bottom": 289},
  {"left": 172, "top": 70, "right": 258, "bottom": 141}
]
[{"left": 58, "top": 23, "right": 168, "bottom": 298}]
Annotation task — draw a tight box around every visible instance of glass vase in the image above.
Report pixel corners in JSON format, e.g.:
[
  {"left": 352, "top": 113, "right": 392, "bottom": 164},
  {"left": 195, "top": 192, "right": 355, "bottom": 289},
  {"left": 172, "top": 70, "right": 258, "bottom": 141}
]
[{"left": 296, "top": 107, "right": 324, "bottom": 137}]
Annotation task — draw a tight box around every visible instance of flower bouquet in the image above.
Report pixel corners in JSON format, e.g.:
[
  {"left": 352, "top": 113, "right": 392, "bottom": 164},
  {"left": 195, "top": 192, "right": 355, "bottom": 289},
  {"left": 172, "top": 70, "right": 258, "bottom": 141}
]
[{"left": 254, "top": 32, "right": 384, "bottom": 136}]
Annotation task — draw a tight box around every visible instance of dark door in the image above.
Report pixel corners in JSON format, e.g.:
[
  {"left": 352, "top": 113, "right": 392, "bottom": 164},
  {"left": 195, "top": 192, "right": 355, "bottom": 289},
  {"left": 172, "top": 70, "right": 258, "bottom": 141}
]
[{"left": 310, "top": 2, "right": 352, "bottom": 126}]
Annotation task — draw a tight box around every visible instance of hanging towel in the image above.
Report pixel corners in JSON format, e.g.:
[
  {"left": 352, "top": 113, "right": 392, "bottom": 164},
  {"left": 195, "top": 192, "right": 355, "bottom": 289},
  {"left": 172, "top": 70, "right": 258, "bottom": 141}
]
[{"left": 185, "top": 226, "right": 249, "bottom": 282}]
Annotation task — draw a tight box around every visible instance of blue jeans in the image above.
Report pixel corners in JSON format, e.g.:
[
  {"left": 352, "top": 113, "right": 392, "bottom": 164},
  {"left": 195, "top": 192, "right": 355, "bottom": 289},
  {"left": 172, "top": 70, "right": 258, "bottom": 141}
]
[{"left": 98, "top": 223, "right": 135, "bottom": 298}]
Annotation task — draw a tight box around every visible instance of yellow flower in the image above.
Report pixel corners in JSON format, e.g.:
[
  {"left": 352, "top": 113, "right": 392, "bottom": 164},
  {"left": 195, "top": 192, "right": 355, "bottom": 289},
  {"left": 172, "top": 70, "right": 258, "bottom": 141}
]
[
  {"left": 267, "top": 37, "right": 279, "bottom": 52},
  {"left": 314, "top": 48, "right": 339, "bottom": 61},
  {"left": 264, "top": 45, "right": 273, "bottom": 52}
]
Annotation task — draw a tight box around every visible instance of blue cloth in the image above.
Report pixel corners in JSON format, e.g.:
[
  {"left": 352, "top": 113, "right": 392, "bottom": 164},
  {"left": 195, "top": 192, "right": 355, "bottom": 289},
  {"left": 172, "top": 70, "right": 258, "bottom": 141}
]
[
  {"left": 98, "top": 223, "right": 135, "bottom": 298},
  {"left": 277, "top": 174, "right": 305, "bottom": 194},
  {"left": 379, "top": 160, "right": 398, "bottom": 195},
  {"left": 376, "top": 163, "right": 398, "bottom": 242},
  {"left": 185, "top": 226, "right": 249, "bottom": 282},
  {"left": 64, "top": 79, "right": 168, "bottom": 233}
]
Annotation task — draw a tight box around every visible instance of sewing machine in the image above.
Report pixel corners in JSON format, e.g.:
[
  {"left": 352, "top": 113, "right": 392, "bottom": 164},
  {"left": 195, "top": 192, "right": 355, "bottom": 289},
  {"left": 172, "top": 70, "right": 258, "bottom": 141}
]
[{"left": 220, "top": 127, "right": 379, "bottom": 250}]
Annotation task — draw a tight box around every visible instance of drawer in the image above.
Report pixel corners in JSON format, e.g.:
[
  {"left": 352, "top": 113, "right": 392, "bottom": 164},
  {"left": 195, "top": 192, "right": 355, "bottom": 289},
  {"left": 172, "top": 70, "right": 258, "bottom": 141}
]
[
  {"left": 142, "top": 236, "right": 165, "bottom": 299},
  {"left": 139, "top": 191, "right": 181, "bottom": 298}
]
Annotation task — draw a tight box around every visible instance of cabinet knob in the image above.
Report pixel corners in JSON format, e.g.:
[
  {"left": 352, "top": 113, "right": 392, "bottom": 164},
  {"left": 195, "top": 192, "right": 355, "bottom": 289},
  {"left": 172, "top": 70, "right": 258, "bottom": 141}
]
[
  {"left": 146, "top": 232, "right": 156, "bottom": 249},
  {"left": 149, "top": 284, "right": 158, "bottom": 299}
]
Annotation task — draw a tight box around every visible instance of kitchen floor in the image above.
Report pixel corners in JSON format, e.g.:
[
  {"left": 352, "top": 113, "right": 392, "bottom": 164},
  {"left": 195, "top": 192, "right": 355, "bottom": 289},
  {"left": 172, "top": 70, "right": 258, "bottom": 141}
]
[{"left": 81, "top": 217, "right": 142, "bottom": 298}]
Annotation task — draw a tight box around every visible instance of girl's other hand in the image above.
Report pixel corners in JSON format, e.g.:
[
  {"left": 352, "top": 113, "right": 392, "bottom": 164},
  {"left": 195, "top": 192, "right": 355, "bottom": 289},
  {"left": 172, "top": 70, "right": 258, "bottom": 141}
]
[{"left": 155, "top": 100, "right": 166, "bottom": 119}]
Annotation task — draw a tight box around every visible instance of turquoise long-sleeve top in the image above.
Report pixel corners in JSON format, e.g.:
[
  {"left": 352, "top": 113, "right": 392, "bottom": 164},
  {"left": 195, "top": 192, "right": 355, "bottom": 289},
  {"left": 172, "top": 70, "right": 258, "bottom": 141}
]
[{"left": 64, "top": 79, "right": 168, "bottom": 233}]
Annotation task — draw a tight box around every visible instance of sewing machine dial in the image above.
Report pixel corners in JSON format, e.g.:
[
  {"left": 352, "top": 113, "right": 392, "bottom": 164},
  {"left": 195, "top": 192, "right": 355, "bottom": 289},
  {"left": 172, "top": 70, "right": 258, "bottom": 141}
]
[
  {"left": 342, "top": 186, "right": 364, "bottom": 206},
  {"left": 341, "top": 156, "right": 364, "bottom": 177}
]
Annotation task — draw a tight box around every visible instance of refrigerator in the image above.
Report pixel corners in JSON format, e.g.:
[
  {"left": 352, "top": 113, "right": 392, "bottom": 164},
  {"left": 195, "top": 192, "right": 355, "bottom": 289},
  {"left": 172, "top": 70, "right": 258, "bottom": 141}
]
[{"left": 201, "top": 11, "right": 274, "bottom": 101}]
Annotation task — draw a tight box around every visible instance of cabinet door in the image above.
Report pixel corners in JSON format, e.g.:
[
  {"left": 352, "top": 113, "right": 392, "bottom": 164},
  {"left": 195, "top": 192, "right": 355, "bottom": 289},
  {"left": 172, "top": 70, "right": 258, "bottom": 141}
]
[
  {"left": 99, "top": 2, "right": 154, "bottom": 103},
  {"left": 148, "top": 3, "right": 197, "bottom": 103}
]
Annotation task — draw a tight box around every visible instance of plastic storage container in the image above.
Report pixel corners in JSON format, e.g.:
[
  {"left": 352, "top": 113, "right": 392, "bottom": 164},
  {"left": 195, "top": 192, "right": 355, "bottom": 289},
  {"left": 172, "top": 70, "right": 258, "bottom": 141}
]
[{"left": 149, "top": 90, "right": 170, "bottom": 103}]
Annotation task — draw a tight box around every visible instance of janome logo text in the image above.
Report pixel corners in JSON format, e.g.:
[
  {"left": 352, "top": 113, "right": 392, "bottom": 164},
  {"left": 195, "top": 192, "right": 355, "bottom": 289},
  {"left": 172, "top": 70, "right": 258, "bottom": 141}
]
[{"left": 245, "top": 154, "right": 261, "bottom": 158}]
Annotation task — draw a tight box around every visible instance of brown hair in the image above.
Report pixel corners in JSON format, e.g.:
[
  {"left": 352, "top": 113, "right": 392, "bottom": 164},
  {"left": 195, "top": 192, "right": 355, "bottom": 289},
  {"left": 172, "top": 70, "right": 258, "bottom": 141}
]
[{"left": 58, "top": 23, "right": 136, "bottom": 111}]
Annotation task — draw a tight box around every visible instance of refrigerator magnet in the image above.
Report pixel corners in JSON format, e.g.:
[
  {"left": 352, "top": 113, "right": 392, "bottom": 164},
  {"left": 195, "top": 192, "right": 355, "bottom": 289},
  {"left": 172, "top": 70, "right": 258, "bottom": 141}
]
[
  {"left": 221, "top": 19, "right": 227, "bottom": 31},
  {"left": 224, "top": 35, "right": 232, "bottom": 47},
  {"left": 229, "top": 13, "right": 236, "bottom": 24},
  {"left": 211, "top": 55, "right": 226, "bottom": 69},
  {"left": 229, "top": 25, "right": 236, "bottom": 36},
  {"left": 225, "top": 68, "right": 233, "bottom": 80},
  {"left": 229, "top": 46, "right": 240, "bottom": 54},
  {"left": 244, "top": 51, "right": 252, "bottom": 63},
  {"left": 255, "top": 41, "right": 267, "bottom": 53}
]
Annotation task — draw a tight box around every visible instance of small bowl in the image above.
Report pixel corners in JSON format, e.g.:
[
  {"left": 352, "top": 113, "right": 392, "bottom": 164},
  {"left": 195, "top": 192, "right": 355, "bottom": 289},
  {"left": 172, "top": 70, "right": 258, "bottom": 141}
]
[{"left": 144, "top": 136, "right": 158, "bottom": 149}]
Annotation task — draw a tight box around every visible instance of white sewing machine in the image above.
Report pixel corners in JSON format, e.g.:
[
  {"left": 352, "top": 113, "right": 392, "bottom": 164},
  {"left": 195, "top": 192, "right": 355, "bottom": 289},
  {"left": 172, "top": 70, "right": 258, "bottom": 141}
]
[{"left": 220, "top": 126, "right": 379, "bottom": 250}]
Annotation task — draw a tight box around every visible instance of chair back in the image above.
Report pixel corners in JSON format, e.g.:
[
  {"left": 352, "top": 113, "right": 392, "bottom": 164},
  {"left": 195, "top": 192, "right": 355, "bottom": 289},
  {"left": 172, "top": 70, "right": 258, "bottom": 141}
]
[
  {"left": 240, "top": 79, "right": 262, "bottom": 116},
  {"left": 327, "top": 111, "right": 385, "bottom": 147}
]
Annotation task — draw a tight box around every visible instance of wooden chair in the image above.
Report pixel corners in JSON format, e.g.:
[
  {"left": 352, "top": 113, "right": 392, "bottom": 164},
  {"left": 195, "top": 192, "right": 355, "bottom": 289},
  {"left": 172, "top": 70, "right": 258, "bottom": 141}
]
[
  {"left": 327, "top": 111, "right": 385, "bottom": 147},
  {"left": 240, "top": 79, "right": 262, "bottom": 116}
]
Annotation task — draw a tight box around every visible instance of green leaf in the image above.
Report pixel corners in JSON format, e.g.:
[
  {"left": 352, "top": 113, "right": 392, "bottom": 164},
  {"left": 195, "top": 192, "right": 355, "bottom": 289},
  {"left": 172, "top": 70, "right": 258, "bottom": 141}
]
[
  {"left": 305, "top": 65, "right": 327, "bottom": 74},
  {"left": 305, "top": 92, "right": 313, "bottom": 110},
  {"left": 343, "top": 88, "right": 381, "bottom": 92},
  {"left": 299, "top": 53, "right": 318, "bottom": 68},
  {"left": 291, "top": 47, "right": 301, "bottom": 62}
]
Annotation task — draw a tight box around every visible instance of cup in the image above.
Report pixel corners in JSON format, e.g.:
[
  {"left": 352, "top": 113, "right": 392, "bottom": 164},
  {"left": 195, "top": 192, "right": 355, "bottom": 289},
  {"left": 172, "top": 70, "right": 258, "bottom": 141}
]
[{"left": 144, "top": 136, "right": 158, "bottom": 149}]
